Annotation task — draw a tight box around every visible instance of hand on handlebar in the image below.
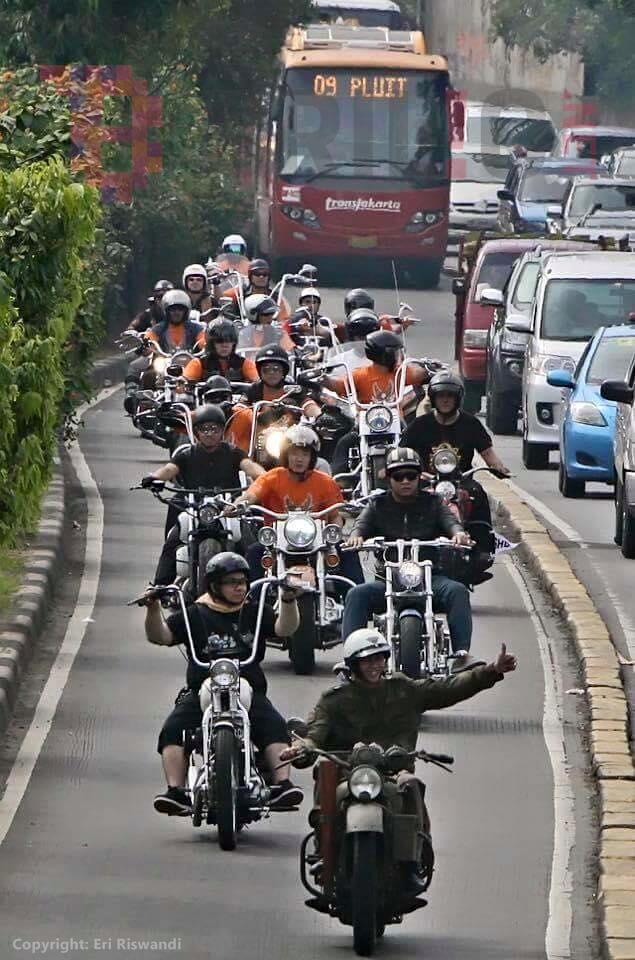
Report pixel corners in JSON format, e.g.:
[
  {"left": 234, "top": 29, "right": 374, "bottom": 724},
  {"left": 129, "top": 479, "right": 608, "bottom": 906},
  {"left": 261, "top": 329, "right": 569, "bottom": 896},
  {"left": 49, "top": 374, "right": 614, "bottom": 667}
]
[
  {"left": 452, "top": 532, "right": 473, "bottom": 547},
  {"left": 344, "top": 535, "right": 365, "bottom": 550},
  {"left": 490, "top": 466, "right": 511, "bottom": 479},
  {"left": 141, "top": 476, "right": 164, "bottom": 490},
  {"left": 222, "top": 500, "right": 246, "bottom": 518}
]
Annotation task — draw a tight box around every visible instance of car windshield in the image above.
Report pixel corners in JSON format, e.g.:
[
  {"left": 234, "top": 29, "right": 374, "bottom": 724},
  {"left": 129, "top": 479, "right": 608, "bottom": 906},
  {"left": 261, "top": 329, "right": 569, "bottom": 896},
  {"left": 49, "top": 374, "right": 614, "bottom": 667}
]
[
  {"left": 519, "top": 170, "right": 573, "bottom": 202},
  {"left": 568, "top": 183, "right": 635, "bottom": 216},
  {"left": 512, "top": 261, "right": 540, "bottom": 307},
  {"left": 451, "top": 152, "right": 512, "bottom": 182},
  {"left": 615, "top": 156, "right": 635, "bottom": 177},
  {"left": 466, "top": 115, "right": 555, "bottom": 151},
  {"left": 541, "top": 279, "right": 635, "bottom": 341},
  {"left": 587, "top": 334, "right": 635, "bottom": 383},
  {"left": 567, "top": 135, "right": 635, "bottom": 160},
  {"left": 472, "top": 251, "right": 520, "bottom": 300}
]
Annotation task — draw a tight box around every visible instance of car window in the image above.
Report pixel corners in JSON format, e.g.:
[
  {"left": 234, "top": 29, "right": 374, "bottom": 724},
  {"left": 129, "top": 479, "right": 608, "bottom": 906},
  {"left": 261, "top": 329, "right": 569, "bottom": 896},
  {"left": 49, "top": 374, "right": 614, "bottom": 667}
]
[
  {"left": 568, "top": 135, "right": 635, "bottom": 159},
  {"left": 519, "top": 170, "right": 572, "bottom": 203},
  {"left": 512, "top": 261, "right": 540, "bottom": 307},
  {"left": 616, "top": 156, "right": 635, "bottom": 177},
  {"left": 452, "top": 152, "right": 512, "bottom": 182},
  {"left": 541, "top": 279, "right": 635, "bottom": 340},
  {"left": 587, "top": 335, "right": 635, "bottom": 383},
  {"left": 472, "top": 251, "right": 520, "bottom": 300},
  {"left": 574, "top": 340, "right": 593, "bottom": 378},
  {"left": 568, "top": 183, "right": 635, "bottom": 216}
]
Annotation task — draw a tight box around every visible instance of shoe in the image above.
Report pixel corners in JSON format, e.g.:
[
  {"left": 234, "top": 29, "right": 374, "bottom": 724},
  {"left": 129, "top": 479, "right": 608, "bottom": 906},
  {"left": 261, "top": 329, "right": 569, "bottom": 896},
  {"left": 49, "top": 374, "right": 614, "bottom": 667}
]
[
  {"left": 451, "top": 652, "right": 486, "bottom": 674},
  {"left": 153, "top": 786, "right": 192, "bottom": 816},
  {"left": 269, "top": 780, "right": 304, "bottom": 810},
  {"left": 399, "top": 863, "right": 429, "bottom": 897},
  {"left": 123, "top": 394, "right": 137, "bottom": 416}
]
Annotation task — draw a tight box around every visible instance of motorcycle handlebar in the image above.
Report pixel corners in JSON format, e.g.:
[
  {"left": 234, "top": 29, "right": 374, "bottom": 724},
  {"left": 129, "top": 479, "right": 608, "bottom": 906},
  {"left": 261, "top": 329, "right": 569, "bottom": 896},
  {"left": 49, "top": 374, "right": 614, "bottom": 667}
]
[{"left": 342, "top": 537, "right": 472, "bottom": 552}]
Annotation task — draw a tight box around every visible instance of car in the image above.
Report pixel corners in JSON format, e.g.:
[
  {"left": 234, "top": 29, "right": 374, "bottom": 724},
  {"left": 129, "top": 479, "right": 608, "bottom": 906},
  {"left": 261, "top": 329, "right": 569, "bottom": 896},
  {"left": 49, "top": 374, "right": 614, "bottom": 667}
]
[
  {"left": 600, "top": 350, "right": 635, "bottom": 556},
  {"left": 547, "top": 325, "right": 635, "bottom": 497},
  {"left": 449, "top": 146, "right": 512, "bottom": 242},
  {"left": 460, "top": 102, "right": 556, "bottom": 156},
  {"left": 519, "top": 251, "right": 635, "bottom": 469},
  {"left": 605, "top": 148, "right": 635, "bottom": 178},
  {"left": 551, "top": 126, "right": 635, "bottom": 161},
  {"left": 485, "top": 240, "right": 595, "bottom": 434},
  {"left": 453, "top": 237, "right": 545, "bottom": 412},
  {"left": 497, "top": 158, "right": 602, "bottom": 235},
  {"left": 548, "top": 176, "right": 635, "bottom": 241}
]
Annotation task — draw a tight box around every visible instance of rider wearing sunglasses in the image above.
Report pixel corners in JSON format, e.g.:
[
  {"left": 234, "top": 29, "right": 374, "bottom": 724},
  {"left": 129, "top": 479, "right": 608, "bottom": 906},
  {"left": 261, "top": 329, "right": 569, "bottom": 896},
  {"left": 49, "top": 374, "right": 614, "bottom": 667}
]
[{"left": 342, "top": 447, "right": 482, "bottom": 674}]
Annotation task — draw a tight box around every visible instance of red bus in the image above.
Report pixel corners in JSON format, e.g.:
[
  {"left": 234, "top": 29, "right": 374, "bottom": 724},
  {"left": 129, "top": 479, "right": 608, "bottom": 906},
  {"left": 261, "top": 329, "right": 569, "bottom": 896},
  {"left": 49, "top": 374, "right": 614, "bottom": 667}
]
[{"left": 254, "top": 25, "right": 451, "bottom": 287}]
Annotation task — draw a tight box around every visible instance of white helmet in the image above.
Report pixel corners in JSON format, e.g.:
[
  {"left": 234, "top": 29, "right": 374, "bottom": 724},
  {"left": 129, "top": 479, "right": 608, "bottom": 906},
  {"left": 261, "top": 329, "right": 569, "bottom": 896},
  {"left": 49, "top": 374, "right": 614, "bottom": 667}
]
[
  {"left": 162, "top": 289, "right": 192, "bottom": 322},
  {"left": 299, "top": 287, "right": 321, "bottom": 304},
  {"left": 244, "top": 293, "right": 279, "bottom": 323},
  {"left": 182, "top": 263, "right": 208, "bottom": 288},
  {"left": 221, "top": 234, "right": 247, "bottom": 256},
  {"left": 343, "top": 628, "right": 391, "bottom": 668}
]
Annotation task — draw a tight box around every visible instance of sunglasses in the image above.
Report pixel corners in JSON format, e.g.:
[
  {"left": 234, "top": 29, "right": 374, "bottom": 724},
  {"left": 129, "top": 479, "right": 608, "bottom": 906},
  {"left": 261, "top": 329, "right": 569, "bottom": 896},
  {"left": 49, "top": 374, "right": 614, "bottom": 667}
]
[
  {"left": 390, "top": 470, "right": 420, "bottom": 482},
  {"left": 197, "top": 424, "right": 223, "bottom": 435},
  {"left": 251, "top": 271, "right": 269, "bottom": 278}
]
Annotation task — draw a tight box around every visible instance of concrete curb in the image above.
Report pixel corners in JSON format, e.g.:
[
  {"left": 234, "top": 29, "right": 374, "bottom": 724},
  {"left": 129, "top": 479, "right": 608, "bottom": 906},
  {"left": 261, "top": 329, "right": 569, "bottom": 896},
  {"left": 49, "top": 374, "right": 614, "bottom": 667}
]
[
  {"left": 0, "top": 353, "right": 124, "bottom": 739},
  {"left": 481, "top": 471, "right": 635, "bottom": 960}
]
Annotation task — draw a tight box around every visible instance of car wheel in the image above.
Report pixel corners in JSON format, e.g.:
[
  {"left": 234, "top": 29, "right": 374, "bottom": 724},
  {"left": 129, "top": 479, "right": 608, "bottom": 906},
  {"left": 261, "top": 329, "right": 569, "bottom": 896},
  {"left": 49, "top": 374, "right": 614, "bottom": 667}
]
[
  {"left": 621, "top": 498, "right": 635, "bottom": 559},
  {"left": 615, "top": 476, "right": 624, "bottom": 545},
  {"left": 522, "top": 436, "right": 549, "bottom": 470},
  {"left": 558, "top": 457, "right": 585, "bottom": 498},
  {"left": 486, "top": 378, "right": 518, "bottom": 435}
]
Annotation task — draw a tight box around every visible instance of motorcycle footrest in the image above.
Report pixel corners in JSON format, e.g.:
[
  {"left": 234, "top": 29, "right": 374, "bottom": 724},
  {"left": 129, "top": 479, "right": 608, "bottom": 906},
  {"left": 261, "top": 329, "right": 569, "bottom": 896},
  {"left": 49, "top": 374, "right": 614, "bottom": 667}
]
[{"left": 304, "top": 897, "right": 331, "bottom": 915}]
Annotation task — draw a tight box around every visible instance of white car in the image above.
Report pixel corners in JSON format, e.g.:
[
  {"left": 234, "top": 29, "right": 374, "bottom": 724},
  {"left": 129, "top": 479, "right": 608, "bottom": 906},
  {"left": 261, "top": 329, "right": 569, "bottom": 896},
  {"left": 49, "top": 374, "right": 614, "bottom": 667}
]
[
  {"left": 461, "top": 102, "right": 556, "bottom": 156},
  {"left": 449, "top": 146, "right": 512, "bottom": 241},
  {"left": 511, "top": 251, "right": 635, "bottom": 468}
]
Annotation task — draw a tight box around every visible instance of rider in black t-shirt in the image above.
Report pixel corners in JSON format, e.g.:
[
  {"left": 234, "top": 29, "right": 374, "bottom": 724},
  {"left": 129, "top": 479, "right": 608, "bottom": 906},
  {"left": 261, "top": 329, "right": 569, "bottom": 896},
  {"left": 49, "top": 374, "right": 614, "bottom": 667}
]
[{"left": 144, "top": 552, "right": 304, "bottom": 815}]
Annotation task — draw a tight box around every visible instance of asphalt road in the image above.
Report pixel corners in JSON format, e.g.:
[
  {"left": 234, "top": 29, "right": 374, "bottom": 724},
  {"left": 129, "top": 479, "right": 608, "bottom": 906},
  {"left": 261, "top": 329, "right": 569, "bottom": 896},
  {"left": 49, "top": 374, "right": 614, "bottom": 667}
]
[{"left": 0, "top": 279, "right": 599, "bottom": 959}]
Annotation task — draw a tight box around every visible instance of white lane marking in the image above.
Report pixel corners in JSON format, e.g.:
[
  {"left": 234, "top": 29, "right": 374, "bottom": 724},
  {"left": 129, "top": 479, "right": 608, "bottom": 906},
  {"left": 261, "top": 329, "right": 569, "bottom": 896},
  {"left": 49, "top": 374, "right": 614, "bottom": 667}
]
[
  {"left": 504, "top": 555, "right": 574, "bottom": 960},
  {"left": 0, "top": 386, "right": 117, "bottom": 843},
  {"left": 503, "top": 477, "right": 635, "bottom": 659}
]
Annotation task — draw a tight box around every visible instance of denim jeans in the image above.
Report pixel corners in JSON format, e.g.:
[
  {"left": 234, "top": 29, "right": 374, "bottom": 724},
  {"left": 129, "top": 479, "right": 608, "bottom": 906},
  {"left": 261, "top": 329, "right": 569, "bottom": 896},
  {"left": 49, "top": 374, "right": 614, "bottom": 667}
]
[{"left": 341, "top": 576, "right": 472, "bottom": 652}]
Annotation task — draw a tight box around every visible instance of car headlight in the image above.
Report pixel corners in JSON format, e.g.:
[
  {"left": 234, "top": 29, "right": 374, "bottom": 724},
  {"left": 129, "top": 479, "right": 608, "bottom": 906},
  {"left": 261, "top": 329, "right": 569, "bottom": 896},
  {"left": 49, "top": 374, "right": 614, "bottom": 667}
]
[
  {"left": 284, "top": 515, "right": 317, "bottom": 548},
  {"left": 501, "top": 329, "right": 528, "bottom": 349},
  {"left": 210, "top": 659, "right": 239, "bottom": 688},
  {"left": 323, "top": 523, "right": 341, "bottom": 545},
  {"left": 264, "top": 428, "right": 286, "bottom": 459},
  {"left": 570, "top": 401, "right": 607, "bottom": 427},
  {"left": 397, "top": 561, "right": 423, "bottom": 589},
  {"left": 366, "top": 405, "right": 393, "bottom": 433},
  {"left": 432, "top": 448, "right": 458, "bottom": 474},
  {"left": 529, "top": 353, "right": 576, "bottom": 376},
  {"left": 435, "top": 480, "right": 456, "bottom": 499},
  {"left": 258, "top": 526, "right": 277, "bottom": 547},
  {"left": 349, "top": 765, "right": 383, "bottom": 801},
  {"left": 153, "top": 356, "right": 169, "bottom": 374}
]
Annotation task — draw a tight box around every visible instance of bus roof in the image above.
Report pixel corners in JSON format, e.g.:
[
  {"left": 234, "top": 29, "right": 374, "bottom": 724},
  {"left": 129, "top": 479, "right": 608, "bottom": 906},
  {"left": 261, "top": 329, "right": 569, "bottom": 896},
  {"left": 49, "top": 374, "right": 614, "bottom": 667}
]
[{"left": 283, "top": 25, "right": 448, "bottom": 71}]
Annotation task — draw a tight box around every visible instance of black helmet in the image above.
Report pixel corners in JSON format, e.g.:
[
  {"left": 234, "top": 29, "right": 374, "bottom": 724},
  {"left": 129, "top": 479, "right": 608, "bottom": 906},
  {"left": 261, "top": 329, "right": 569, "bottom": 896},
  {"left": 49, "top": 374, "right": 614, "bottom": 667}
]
[
  {"left": 205, "top": 552, "right": 249, "bottom": 597},
  {"left": 255, "top": 343, "right": 290, "bottom": 375},
  {"left": 346, "top": 307, "right": 380, "bottom": 341},
  {"left": 280, "top": 425, "right": 320, "bottom": 470},
  {"left": 428, "top": 371, "right": 465, "bottom": 411},
  {"left": 153, "top": 279, "right": 174, "bottom": 297},
  {"left": 344, "top": 288, "right": 375, "bottom": 317},
  {"left": 201, "top": 376, "right": 232, "bottom": 408},
  {"left": 207, "top": 319, "right": 238, "bottom": 348},
  {"left": 385, "top": 447, "right": 422, "bottom": 475},
  {"left": 248, "top": 258, "right": 270, "bottom": 278},
  {"left": 365, "top": 330, "right": 403, "bottom": 369},
  {"left": 191, "top": 403, "right": 226, "bottom": 430}
]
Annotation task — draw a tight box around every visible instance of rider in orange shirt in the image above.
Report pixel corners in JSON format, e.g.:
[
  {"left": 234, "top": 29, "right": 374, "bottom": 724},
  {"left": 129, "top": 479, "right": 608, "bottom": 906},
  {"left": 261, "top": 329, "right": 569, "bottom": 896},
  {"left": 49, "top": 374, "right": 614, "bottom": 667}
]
[
  {"left": 145, "top": 290, "right": 206, "bottom": 352},
  {"left": 323, "top": 330, "right": 429, "bottom": 403},
  {"left": 181, "top": 319, "right": 258, "bottom": 386}
]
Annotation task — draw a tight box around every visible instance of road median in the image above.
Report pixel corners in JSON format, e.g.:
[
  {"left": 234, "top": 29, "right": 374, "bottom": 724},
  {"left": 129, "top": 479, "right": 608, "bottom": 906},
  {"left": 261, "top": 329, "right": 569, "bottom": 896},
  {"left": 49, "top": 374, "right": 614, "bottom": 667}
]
[{"left": 481, "top": 471, "right": 634, "bottom": 960}]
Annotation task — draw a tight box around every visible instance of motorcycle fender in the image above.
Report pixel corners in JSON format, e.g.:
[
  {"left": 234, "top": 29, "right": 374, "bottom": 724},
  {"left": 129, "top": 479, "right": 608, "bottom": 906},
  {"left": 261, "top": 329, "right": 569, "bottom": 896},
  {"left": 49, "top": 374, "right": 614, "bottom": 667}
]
[
  {"left": 398, "top": 608, "right": 423, "bottom": 620},
  {"left": 346, "top": 803, "right": 384, "bottom": 834},
  {"left": 177, "top": 512, "right": 191, "bottom": 542},
  {"left": 625, "top": 471, "right": 635, "bottom": 511}
]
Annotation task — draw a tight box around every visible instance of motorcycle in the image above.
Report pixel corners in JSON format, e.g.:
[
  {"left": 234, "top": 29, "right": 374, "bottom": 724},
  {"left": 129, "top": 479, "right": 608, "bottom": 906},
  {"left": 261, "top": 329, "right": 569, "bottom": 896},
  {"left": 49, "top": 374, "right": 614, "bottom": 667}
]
[
  {"left": 236, "top": 385, "right": 306, "bottom": 470},
  {"left": 245, "top": 502, "right": 356, "bottom": 675},
  {"left": 290, "top": 722, "right": 453, "bottom": 956},
  {"left": 346, "top": 538, "right": 472, "bottom": 680}
]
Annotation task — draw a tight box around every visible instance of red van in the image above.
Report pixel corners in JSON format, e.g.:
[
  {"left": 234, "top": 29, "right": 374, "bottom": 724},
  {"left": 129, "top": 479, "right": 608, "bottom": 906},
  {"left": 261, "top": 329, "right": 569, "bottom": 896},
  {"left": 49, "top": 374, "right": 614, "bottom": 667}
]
[{"left": 453, "top": 238, "right": 540, "bottom": 412}]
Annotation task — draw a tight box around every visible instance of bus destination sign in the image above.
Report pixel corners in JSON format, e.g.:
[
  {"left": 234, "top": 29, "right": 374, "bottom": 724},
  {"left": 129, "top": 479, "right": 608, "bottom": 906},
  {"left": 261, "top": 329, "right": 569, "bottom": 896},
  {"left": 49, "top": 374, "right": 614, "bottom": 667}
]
[{"left": 313, "top": 74, "right": 408, "bottom": 99}]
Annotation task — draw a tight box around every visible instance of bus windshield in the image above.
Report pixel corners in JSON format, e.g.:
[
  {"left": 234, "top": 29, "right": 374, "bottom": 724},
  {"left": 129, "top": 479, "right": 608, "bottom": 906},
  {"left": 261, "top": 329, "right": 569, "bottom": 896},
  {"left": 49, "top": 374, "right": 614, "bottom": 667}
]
[{"left": 278, "top": 67, "right": 449, "bottom": 185}]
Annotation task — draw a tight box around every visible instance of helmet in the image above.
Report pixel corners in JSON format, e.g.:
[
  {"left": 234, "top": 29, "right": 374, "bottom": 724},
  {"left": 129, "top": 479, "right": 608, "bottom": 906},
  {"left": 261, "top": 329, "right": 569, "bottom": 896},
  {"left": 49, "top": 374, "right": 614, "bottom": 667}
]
[
  {"left": 343, "top": 628, "right": 391, "bottom": 669},
  {"left": 299, "top": 287, "right": 321, "bottom": 305},
  {"left": 221, "top": 234, "right": 247, "bottom": 256},
  {"left": 255, "top": 343, "right": 290, "bottom": 375},
  {"left": 299, "top": 263, "right": 318, "bottom": 282},
  {"left": 385, "top": 447, "right": 422, "bottom": 475},
  {"left": 207, "top": 319, "right": 238, "bottom": 347},
  {"left": 152, "top": 279, "right": 174, "bottom": 297},
  {"left": 346, "top": 307, "right": 380, "bottom": 341},
  {"left": 201, "top": 376, "right": 233, "bottom": 408},
  {"left": 191, "top": 403, "right": 226, "bottom": 430},
  {"left": 162, "top": 289, "right": 192, "bottom": 323},
  {"left": 365, "top": 330, "right": 403, "bottom": 368},
  {"left": 248, "top": 258, "right": 270, "bottom": 278},
  {"left": 244, "top": 294, "right": 279, "bottom": 324},
  {"left": 428, "top": 371, "right": 465, "bottom": 411},
  {"left": 280, "top": 425, "right": 320, "bottom": 470},
  {"left": 344, "top": 288, "right": 375, "bottom": 317},
  {"left": 205, "top": 552, "right": 250, "bottom": 597},
  {"left": 182, "top": 264, "right": 208, "bottom": 288}
]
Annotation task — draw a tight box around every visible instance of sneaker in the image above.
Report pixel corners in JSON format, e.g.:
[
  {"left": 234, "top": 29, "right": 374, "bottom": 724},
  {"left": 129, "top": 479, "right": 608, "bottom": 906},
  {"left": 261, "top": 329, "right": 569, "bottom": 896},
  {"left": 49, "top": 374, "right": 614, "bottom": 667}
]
[
  {"left": 269, "top": 780, "right": 304, "bottom": 810},
  {"left": 451, "top": 652, "right": 486, "bottom": 674},
  {"left": 153, "top": 786, "right": 192, "bottom": 816}
]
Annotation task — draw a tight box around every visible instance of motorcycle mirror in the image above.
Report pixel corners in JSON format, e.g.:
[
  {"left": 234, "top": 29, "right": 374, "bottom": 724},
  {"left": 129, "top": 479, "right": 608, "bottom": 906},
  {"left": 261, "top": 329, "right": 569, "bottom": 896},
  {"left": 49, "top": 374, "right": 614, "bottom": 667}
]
[{"left": 286, "top": 717, "right": 309, "bottom": 739}]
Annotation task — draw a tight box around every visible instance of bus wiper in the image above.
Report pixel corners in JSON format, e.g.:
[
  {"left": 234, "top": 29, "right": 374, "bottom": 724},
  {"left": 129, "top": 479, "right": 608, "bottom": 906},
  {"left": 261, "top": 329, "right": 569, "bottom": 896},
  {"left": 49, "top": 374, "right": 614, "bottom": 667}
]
[
  {"left": 300, "top": 161, "right": 377, "bottom": 183},
  {"left": 353, "top": 157, "right": 428, "bottom": 184}
]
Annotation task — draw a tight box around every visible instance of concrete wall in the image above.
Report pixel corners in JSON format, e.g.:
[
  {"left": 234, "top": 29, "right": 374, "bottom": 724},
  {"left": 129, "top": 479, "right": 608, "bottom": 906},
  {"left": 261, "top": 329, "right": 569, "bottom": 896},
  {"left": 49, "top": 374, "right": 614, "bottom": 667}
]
[{"left": 423, "top": 0, "right": 584, "bottom": 126}]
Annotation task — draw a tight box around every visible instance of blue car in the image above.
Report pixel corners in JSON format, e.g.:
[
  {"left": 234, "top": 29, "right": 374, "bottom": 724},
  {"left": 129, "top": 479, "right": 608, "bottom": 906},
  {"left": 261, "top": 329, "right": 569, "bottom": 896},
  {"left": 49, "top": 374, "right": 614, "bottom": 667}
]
[
  {"left": 547, "top": 325, "right": 635, "bottom": 497},
  {"left": 497, "top": 157, "right": 603, "bottom": 234}
]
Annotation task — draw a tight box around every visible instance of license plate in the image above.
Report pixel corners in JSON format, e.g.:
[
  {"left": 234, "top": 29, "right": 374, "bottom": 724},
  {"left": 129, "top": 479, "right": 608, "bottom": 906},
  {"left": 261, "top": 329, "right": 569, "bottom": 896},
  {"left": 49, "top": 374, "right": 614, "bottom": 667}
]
[{"left": 349, "top": 235, "right": 378, "bottom": 249}]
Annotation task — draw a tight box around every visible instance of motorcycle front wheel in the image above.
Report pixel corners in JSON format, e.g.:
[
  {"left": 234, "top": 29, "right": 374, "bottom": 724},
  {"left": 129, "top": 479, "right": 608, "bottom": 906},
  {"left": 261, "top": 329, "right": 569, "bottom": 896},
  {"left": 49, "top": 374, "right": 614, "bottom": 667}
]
[
  {"left": 214, "top": 727, "right": 239, "bottom": 851},
  {"left": 352, "top": 832, "right": 378, "bottom": 957},
  {"left": 288, "top": 594, "right": 317, "bottom": 675},
  {"left": 398, "top": 614, "right": 422, "bottom": 680}
]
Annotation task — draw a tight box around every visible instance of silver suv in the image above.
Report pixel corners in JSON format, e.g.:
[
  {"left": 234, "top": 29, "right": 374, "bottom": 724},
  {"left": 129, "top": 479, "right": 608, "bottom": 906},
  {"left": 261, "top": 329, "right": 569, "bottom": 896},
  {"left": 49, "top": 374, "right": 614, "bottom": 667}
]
[{"left": 601, "top": 362, "right": 635, "bottom": 557}]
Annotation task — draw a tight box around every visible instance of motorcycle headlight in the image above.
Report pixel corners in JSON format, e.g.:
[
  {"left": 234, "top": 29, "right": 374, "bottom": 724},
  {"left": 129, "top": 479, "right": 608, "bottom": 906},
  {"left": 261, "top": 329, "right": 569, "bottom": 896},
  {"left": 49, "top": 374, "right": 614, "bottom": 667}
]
[
  {"left": 349, "top": 766, "right": 383, "bottom": 801},
  {"left": 323, "top": 523, "right": 342, "bottom": 545},
  {"left": 210, "top": 659, "right": 239, "bottom": 688},
  {"left": 397, "top": 561, "right": 423, "bottom": 589},
  {"left": 366, "top": 405, "right": 393, "bottom": 433},
  {"left": 199, "top": 504, "right": 218, "bottom": 526},
  {"left": 284, "top": 515, "right": 317, "bottom": 548},
  {"left": 435, "top": 480, "right": 456, "bottom": 499},
  {"left": 432, "top": 449, "right": 458, "bottom": 474},
  {"left": 264, "top": 428, "right": 286, "bottom": 459},
  {"left": 153, "top": 356, "right": 169, "bottom": 375},
  {"left": 258, "top": 526, "right": 277, "bottom": 547}
]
